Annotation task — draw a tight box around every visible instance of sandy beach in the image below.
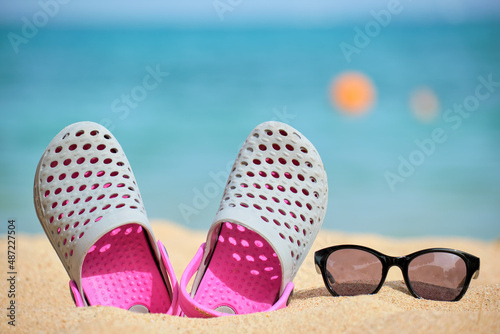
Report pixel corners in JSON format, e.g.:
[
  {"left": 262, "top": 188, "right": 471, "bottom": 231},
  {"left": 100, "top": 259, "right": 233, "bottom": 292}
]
[{"left": 1, "top": 220, "right": 499, "bottom": 334}]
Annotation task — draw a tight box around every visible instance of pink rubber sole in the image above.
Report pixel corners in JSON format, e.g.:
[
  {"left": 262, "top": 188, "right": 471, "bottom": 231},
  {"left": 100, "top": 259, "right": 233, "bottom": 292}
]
[
  {"left": 80, "top": 223, "right": 171, "bottom": 313},
  {"left": 193, "top": 222, "right": 282, "bottom": 314}
]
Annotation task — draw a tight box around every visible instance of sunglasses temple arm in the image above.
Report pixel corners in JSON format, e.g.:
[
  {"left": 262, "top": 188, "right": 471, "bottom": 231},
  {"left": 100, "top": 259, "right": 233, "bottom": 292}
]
[
  {"left": 458, "top": 268, "right": 480, "bottom": 289},
  {"left": 473, "top": 269, "right": 480, "bottom": 280}
]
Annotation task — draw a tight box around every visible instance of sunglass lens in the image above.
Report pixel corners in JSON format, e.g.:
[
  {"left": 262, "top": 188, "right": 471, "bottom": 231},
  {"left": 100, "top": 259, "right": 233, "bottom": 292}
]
[
  {"left": 326, "top": 249, "right": 383, "bottom": 296},
  {"left": 408, "top": 252, "right": 467, "bottom": 301}
]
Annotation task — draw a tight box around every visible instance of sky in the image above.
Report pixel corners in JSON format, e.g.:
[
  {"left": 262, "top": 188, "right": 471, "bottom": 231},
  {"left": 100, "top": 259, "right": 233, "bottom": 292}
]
[{"left": 1, "top": 0, "right": 500, "bottom": 27}]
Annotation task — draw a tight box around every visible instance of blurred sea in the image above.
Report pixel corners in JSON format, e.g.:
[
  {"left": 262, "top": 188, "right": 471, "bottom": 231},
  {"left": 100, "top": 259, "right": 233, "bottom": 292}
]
[{"left": 0, "top": 23, "right": 499, "bottom": 239}]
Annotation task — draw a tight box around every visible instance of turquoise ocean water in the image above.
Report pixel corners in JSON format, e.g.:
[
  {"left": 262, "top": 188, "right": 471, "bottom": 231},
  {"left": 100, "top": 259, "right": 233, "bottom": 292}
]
[{"left": 1, "top": 23, "right": 499, "bottom": 239}]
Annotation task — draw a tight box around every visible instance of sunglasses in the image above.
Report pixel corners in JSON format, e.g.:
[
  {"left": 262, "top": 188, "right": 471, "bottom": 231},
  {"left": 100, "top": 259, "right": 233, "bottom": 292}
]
[{"left": 314, "top": 245, "right": 480, "bottom": 302}]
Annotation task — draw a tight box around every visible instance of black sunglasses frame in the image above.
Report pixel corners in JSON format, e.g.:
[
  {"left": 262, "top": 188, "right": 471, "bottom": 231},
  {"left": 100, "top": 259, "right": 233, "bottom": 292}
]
[{"left": 314, "top": 245, "right": 480, "bottom": 302}]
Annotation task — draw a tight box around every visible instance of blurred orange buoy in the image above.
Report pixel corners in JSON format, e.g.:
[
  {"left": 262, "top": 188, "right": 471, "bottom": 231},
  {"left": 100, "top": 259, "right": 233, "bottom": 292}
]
[
  {"left": 410, "top": 87, "right": 440, "bottom": 122},
  {"left": 329, "top": 71, "right": 375, "bottom": 116}
]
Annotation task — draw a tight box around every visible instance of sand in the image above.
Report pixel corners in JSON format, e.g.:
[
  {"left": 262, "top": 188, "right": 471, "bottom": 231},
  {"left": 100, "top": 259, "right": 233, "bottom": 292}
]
[{"left": 1, "top": 220, "right": 499, "bottom": 333}]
